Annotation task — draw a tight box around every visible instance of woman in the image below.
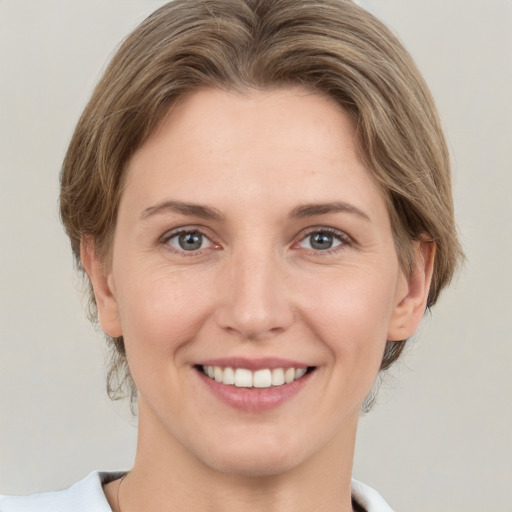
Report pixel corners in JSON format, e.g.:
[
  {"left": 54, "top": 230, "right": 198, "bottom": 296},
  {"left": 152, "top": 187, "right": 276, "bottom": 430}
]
[{"left": 0, "top": 0, "right": 462, "bottom": 510}]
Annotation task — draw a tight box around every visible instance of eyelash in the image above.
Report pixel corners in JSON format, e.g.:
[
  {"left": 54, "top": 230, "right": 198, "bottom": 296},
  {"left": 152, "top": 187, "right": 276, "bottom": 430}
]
[
  {"left": 160, "top": 226, "right": 352, "bottom": 256},
  {"left": 160, "top": 228, "right": 218, "bottom": 256},
  {"left": 296, "top": 227, "right": 352, "bottom": 254}
]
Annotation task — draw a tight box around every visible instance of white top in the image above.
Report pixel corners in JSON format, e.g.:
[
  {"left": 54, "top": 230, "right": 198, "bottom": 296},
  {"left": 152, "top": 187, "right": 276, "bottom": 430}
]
[{"left": 0, "top": 471, "right": 394, "bottom": 511}]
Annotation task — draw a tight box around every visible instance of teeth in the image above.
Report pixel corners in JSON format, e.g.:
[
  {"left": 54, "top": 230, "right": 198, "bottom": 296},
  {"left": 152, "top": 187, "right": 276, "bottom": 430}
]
[
  {"left": 234, "top": 368, "right": 253, "bottom": 388},
  {"left": 201, "top": 365, "right": 310, "bottom": 388},
  {"left": 214, "top": 366, "right": 223, "bottom": 382},
  {"left": 271, "top": 368, "right": 285, "bottom": 386},
  {"left": 253, "top": 369, "right": 272, "bottom": 388},
  {"left": 284, "top": 368, "right": 295, "bottom": 384},
  {"left": 295, "top": 368, "right": 307, "bottom": 379},
  {"left": 223, "top": 366, "right": 235, "bottom": 385}
]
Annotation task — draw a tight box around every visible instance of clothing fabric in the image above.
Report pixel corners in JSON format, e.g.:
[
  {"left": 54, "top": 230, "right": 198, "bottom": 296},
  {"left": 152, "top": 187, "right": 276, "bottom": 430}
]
[
  {"left": 0, "top": 471, "right": 394, "bottom": 511},
  {"left": 0, "top": 472, "right": 122, "bottom": 512}
]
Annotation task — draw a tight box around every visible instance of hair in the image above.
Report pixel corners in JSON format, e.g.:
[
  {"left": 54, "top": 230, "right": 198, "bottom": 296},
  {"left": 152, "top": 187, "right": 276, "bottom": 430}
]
[{"left": 60, "top": 0, "right": 463, "bottom": 404}]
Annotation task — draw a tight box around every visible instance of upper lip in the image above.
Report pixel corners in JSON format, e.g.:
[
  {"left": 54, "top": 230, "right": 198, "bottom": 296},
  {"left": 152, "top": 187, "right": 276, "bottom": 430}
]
[{"left": 195, "top": 357, "right": 311, "bottom": 371}]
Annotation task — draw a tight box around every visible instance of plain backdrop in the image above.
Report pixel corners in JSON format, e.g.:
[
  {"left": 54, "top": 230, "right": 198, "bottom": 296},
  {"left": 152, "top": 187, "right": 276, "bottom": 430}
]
[{"left": 1, "top": 1, "right": 511, "bottom": 510}]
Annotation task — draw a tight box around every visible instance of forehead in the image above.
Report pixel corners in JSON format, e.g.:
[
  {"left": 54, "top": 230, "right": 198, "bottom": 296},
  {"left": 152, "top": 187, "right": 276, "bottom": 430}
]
[{"left": 122, "top": 86, "right": 387, "bottom": 222}]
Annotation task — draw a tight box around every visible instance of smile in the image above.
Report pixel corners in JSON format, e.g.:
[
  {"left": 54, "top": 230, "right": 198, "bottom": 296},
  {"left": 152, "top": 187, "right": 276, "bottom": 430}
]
[{"left": 199, "top": 365, "right": 314, "bottom": 388}]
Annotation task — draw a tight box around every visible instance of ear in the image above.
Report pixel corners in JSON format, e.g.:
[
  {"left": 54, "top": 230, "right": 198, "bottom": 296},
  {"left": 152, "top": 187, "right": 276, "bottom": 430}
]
[
  {"left": 387, "top": 240, "right": 436, "bottom": 341},
  {"left": 80, "top": 238, "right": 123, "bottom": 338}
]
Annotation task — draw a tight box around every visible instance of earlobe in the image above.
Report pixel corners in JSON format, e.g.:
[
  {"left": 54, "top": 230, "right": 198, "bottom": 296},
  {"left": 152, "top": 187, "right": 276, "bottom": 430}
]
[
  {"left": 80, "top": 238, "right": 123, "bottom": 338},
  {"left": 387, "top": 240, "right": 436, "bottom": 341}
]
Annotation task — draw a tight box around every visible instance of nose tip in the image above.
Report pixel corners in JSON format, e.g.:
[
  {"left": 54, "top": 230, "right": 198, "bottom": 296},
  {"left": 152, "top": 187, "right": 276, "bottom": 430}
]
[
  {"left": 215, "top": 255, "right": 294, "bottom": 341},
  {"left": 218, "top": 300, "right": 287, "bottom": 340}
]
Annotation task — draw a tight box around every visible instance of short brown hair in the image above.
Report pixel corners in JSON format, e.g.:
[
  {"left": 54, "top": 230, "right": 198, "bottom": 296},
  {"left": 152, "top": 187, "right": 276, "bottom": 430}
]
[{"left": 60, "top": 0, "right": 463, "bottom": 402}]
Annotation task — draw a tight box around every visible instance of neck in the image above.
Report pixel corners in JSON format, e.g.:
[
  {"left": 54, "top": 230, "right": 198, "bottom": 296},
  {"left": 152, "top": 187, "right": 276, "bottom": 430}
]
[{"left": 113, "top": 400, "right": 359, "bottom": 512}]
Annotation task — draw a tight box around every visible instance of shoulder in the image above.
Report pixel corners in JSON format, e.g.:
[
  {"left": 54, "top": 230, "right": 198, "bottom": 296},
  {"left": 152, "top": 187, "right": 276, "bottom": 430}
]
[
  {"left": 0, "top": 471, "right": 124, "bottom": 512},
  {"left": 351, "top": 479, "right": 395, "bottom": 512},
  {"left": 1, "top": 473, "right": 392, "bottom": 512}
]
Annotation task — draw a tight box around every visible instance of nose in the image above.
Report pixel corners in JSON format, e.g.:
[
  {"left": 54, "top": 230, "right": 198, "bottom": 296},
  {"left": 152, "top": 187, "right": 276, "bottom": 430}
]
[{"left": 215, "top": 247, "right": 294, "bottom": 341}]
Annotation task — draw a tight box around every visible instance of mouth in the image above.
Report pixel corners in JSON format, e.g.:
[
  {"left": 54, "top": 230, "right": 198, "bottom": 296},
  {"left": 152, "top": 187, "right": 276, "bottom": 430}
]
[{"left": 196, "top": 365, "right": 316, "bottom": 389}]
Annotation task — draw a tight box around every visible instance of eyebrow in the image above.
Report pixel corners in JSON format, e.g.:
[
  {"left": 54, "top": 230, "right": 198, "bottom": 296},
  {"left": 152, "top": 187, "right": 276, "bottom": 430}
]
[
  {"left": 289, "top": 202, "right": 371, "bottom": 222},
  {"left": 140, "top": 200, "right": 224, "bottom": 221},
  {"left": 140, "top": 200, "right": 371, "bottom": 223}
]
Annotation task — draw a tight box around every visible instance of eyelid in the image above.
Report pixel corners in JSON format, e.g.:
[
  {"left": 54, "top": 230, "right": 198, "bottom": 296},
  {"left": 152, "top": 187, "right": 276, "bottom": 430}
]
[
  {"left": 294, "top": 226, "right": 353, "bottom": 252},
  {"left": 159, "top": 226, "right": 220, "bottom": 255},
  {"left": 158, "top": 224, "right": 353, "bottom": 256}
]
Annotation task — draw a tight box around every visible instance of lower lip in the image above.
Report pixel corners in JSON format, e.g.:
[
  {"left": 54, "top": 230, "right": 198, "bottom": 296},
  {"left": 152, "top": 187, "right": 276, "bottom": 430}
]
[{"left": 196, "top": 369, "right": 313, "bottom": 412}]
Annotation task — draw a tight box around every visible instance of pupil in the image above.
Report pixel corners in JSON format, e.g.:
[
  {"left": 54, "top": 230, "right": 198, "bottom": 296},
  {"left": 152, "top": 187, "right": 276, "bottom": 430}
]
[
  {"left": 179, "top": 232, "right": 202, "bottom": 250},
  {"left": 311, "top": 232, "right": 333, "bottom": 250}
]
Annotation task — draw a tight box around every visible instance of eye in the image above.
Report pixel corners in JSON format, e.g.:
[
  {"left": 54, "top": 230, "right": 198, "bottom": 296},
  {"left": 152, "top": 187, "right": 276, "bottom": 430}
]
[
  {"left": 164, "top": 230, "right": 213, "bottom": 252},
  {"left": 298, "top": 229, "right": 347, "bottom": 251}
]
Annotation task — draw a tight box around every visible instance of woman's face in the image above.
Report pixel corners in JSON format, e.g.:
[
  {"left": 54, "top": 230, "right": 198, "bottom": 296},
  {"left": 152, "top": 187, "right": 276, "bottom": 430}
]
[{"left": 88, "top": 87, "right": 428, "bottom": 477}]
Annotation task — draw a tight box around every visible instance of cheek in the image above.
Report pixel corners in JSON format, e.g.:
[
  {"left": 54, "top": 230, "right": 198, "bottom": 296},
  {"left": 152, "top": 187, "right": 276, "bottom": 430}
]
[
  {"left": 300, "top": 268, "right": 398, "bottom": 367},
  {"left": 114, "top": 267, "right": 215, "bottom": 361}
]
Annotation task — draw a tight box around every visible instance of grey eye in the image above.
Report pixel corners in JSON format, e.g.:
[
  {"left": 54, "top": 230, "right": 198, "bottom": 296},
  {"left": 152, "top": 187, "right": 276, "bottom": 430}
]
[
  {"left": 167, "top": 231, "right": 210, "bottom": 251},
  {"left": 310, "top": 232, "right": 334, "bottom": 250},
  {"left": 299, "top": 231, "right": 343, "bottom": 251}
]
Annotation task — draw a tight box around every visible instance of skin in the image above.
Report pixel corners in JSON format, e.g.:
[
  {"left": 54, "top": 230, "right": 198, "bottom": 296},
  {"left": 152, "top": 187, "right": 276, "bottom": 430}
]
[{"left": 83, "top": 87, "right": 434, "bottom": 512}]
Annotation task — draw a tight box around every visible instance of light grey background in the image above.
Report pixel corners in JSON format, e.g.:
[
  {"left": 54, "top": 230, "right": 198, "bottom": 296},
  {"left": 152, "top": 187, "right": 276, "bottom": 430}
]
[{"left": 1, "top": 1, "right": 511, "bottom": 510}]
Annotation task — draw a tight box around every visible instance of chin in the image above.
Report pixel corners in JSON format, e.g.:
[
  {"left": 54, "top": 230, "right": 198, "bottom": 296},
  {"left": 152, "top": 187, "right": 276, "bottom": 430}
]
[
  {"left": 206, "top": 451, "right": 302, "bottom": 478},
  {"left": 195, "top": 432, "right": 308, "bottom": 478}
]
